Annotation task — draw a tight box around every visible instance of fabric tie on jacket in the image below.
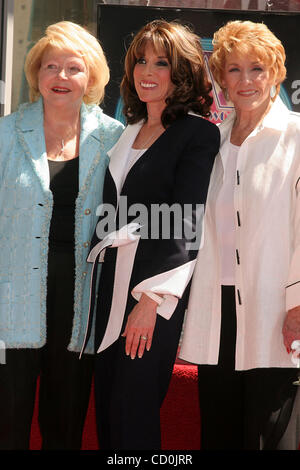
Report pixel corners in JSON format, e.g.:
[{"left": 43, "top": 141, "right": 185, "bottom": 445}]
[{"left": 79, "top": 222, "right": 141, "bottom": 358}]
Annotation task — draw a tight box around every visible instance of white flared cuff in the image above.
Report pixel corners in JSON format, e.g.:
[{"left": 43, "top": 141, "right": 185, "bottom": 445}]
[
  {"left": 131, "top": 259, "right": 196, "bottom": 319},
  {"left": 144, "top": 291, "right": 164, "bottom": 305},
  {"left": 286, "top": 280, "right": 300, "bottom": 311}
]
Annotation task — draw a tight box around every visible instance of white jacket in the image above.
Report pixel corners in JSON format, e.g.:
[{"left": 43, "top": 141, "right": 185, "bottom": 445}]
[{"left": 179, "top": 98, "right": 300, "bottom": 370}]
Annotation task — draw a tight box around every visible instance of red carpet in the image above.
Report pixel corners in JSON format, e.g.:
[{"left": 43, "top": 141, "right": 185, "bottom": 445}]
[{"left": 29, "top": 364, "right": 200, "bottom": 450}]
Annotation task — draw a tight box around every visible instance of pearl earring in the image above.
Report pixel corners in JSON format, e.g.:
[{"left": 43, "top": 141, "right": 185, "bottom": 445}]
[{"left": 270, "top": 85, "right": 276, "bottom": 99}]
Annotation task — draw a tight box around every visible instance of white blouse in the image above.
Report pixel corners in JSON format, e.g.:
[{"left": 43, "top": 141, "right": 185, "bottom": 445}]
[{"left": 120, "top": 147, "right": 146, "bottom": 190}]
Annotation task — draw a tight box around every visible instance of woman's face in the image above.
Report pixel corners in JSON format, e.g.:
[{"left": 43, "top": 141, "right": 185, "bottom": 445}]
[
  {"left": 133, "top": 42, "right": 174, "bottom": 109},
  {"left": 38, "top": 46, "right": 91, "bottom": 109},
  {"left": 221, "top": 51, "right": 275, "bottom": 114}
]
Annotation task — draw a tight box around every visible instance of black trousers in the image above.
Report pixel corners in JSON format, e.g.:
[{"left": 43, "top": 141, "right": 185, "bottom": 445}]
[
  {"left": 198, "top": 286, "right": 299, "bottom": 450},
  {"left": 94, "top": 292, "right": 187, "bottom": 450},
  {"left": 0, "top": 250, "right": 94, "bottom": 450}
]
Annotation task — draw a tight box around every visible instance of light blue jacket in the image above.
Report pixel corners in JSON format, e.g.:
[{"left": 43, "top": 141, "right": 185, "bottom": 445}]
[{"left": 0, "top": 98, "right": 124, "bottom": 352}]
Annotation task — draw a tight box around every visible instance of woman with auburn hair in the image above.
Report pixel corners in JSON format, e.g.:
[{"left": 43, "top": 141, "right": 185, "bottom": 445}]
[
  {"left": 0, "top": 21, "right": 123, "bottom": 449},
  {"left": 81, "top": 19, "right": 220, "bottom": 449},
  {"left": 180, "top": 20, "right": 300, "bottom": 450}
]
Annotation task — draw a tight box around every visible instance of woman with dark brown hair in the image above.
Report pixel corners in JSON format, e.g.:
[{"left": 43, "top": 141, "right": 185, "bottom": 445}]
[{"left": 81, "top": 19, "right": 220, "bottom": 449}]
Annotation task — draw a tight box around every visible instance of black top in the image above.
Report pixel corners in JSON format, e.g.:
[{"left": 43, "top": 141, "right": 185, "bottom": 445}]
[{"left": 48, "top": 157, "right": 79, "bottom": 251}]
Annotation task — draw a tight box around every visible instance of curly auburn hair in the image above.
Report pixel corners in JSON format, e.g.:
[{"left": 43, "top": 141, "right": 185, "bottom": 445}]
[
  {"left": 121, "top": 20, "right": 213, "bottom": 127},
  {"left": 209, "top": 20, "right": 286, "bottom": 101}
]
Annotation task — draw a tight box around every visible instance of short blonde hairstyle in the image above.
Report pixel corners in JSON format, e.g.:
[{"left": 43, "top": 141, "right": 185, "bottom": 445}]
[
  {"left": 24, "top": 21, "right": 110, "bottom": 104},
  {"left": 209, "top": 20, "right": 286, "bottom": 99}
]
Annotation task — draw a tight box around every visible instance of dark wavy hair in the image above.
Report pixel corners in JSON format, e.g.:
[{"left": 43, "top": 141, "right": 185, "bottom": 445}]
[{"left": 121, "top": 20, "right": 213, "bottom": 127}]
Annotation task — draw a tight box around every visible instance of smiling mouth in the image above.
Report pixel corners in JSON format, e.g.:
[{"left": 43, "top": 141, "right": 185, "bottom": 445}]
[
  {"left": 238, "top": 90, "right": 257, "bottom": 96},
  {"left": 51, "top": 87, "right": 71, "bottom": 93},
  {"left": 140, "top": 81, "right": 157, "bottom": 89}
]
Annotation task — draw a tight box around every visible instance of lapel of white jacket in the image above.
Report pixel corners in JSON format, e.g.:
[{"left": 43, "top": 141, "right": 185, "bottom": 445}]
[
  {"left": 107, "top": 121, "right": 143, "bottom": 201},
  {"left": 219, "top": 109, "right": 235, "bottom": 146}
]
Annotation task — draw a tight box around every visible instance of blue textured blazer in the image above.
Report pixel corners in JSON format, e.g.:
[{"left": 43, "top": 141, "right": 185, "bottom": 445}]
[{"left": 0, "top": 98, "right": 123, "bottom": 352}]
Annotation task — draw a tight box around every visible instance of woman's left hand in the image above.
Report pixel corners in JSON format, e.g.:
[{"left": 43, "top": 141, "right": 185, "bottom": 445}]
[
  {"left": 282, "top": 305, "right": 300, "bottom": 353},
  {"left": 121, "top": 294, "right": 158, "bottom": 359}
]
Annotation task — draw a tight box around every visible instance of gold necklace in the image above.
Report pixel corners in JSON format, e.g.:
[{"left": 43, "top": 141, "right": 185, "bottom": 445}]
[
  {"left": 52, "top": 136, "right": 77, "bottom": 161},
  {"left": 53, "top": 139, "right": 65, "bottom": 159}
]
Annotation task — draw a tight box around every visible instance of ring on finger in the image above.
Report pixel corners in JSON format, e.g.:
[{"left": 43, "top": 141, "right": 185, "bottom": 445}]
[{"left": 140, "top": 335, "right": 148, "bottom": 341}]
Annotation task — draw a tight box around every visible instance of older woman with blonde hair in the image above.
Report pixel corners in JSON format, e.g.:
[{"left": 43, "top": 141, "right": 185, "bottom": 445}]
[
  {"left": 180, "top": 20, "right": 300, "bottom": 450},
  {"left": 0, "top": 21, "right": 123, "bottom": 449}
]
